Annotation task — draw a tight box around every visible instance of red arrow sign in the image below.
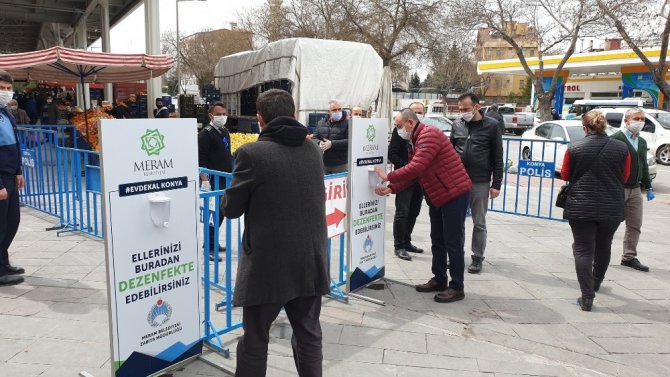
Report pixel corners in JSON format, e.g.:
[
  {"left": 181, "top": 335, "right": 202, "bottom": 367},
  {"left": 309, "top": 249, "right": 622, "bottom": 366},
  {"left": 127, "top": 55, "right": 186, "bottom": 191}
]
[{"left": 326, "top": 208, "right": 346, "bottom": 227}]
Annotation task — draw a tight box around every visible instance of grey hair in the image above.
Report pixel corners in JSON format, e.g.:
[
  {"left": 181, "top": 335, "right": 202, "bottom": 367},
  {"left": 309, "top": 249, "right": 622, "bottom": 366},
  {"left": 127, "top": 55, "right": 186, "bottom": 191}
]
[
  {"left": 624, "top": 107, "right": 645, "bottom": 120},
  {"left": 8, "top": 99, "right": 17, "bottom": 105},
  {"left": 327, "top": 99, "right": 342, "bottom": 108},
  {"left": 399, "top": 108, "right": 420, "bottom": 123}
]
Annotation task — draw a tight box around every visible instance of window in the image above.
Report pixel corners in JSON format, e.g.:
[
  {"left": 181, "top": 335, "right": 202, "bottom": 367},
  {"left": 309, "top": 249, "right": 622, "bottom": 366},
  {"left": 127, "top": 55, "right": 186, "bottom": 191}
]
[
  {"left": 519, "top": 79, "right": 525, "bottom": 89},
  {"left": 535, "top": 124, "right": 551, "bottom": 138},
  {"left": 642, "top": 118, "right": 655, "bottom": 133},
  {"left": 549, "top": 125, "right": 566, "bottom": 141},
  {"left": 605, "top": 113, "right": 623, "bottom": 128},
  {"left": 530, "top": 48, "right": 535, "bottom": 56}
]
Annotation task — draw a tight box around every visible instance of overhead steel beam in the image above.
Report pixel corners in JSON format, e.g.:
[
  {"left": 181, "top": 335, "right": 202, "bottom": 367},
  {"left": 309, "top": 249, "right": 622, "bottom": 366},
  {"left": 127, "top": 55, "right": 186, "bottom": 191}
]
[{"left": 0, "top": 10, "right": 75, "bottom": 24}]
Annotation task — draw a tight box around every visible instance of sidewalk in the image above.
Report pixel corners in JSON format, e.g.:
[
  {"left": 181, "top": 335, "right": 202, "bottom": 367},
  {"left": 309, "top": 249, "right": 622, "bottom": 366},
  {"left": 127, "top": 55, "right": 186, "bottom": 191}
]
[{"left": 1, "top": 195, "right": 669, "bottom": 376}]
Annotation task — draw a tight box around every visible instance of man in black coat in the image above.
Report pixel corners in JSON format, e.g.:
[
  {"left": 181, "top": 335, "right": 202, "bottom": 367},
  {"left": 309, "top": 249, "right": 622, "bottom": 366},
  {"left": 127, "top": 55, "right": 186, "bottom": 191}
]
[
  {"left": 198, "top": 102, "right": 233, "bottom": 260},
  {"left": 153, "top": 98, "right": 169, "bottom": 118},
  {"left": 314, "top": 99, "right": 349, "bottom": 174},
  {"left": 221, "top": 89, "right": 329, "bottom": 377},
  {"left": 388, "top": 101, "right": 425, "bottom": 261}
]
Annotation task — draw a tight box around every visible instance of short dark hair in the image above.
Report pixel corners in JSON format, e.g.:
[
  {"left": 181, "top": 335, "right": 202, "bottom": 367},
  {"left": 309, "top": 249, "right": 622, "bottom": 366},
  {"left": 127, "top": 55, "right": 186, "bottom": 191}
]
[
  {"left": 256, "top": 89, "right": 295, "bottom": 123},
  {"left": 458, "top": 92, "right": 480, "bottom": 104},
  {"left": 209, "top": 101, "right": 226, "bottom": 114},
  {"left": 155, "top": 97, "right": 163, "bottom": 103},
  {"left": 0, "top": 69, "right": 13, "bottom": 85}
]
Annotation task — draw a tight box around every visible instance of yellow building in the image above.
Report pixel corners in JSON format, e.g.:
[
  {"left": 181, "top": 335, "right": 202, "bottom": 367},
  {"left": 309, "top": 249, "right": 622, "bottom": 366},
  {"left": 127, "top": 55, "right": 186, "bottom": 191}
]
[{"left": 475, "top": 22, "right": 538, "bottom": 98}]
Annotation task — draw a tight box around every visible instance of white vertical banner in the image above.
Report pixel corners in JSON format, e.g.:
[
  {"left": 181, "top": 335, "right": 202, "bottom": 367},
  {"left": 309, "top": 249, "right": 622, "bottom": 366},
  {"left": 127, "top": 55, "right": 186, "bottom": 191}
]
[
  {"left": 99, "top": 119, "right": 202, "bottom": 377},
  {"left": 347, "top": 118, "right": 388, "bottom": 292}
]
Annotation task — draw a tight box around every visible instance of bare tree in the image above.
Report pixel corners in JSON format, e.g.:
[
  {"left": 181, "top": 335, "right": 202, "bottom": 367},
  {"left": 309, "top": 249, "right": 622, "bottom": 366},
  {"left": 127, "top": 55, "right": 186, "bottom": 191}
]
[
  {"left": 427, "top": 41, "right": 479, "bottom": 95},
  {"left": 596, "top": 0, "right": 670, "bottom": 109},
  {"left": 449, "top": 0, "right": 604, "bottom": 120},
  {"left": 161, "top": 28, "right": 253, "bottom": 95},
  {"left": 240, "top": 0, "right": 447, "bottom": 70}
]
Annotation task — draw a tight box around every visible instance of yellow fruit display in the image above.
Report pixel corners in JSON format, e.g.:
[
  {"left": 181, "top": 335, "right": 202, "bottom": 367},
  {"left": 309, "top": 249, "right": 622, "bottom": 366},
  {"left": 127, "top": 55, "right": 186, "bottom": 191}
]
[{"left": 230, "top": 132, "right": 259, "bottom": 153}]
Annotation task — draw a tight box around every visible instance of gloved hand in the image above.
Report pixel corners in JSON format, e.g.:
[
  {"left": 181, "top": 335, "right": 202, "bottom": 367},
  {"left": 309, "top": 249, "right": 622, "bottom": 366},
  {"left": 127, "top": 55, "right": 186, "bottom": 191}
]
[{"left": 646, "top": 189, "right": 655, "bottom": 201}]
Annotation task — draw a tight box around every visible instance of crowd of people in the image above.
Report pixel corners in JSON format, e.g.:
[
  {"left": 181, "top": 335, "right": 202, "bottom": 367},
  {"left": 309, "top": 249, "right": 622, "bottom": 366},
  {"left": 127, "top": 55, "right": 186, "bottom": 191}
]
[{"left": 1, "top": 67, "right": 658, "bottom": 375}]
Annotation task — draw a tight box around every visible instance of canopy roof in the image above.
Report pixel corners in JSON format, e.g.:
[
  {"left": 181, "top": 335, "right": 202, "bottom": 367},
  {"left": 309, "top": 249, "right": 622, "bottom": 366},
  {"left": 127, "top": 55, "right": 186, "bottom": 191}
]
[{"left": 0, "top": 46, "right": 174, "bottom": 83}]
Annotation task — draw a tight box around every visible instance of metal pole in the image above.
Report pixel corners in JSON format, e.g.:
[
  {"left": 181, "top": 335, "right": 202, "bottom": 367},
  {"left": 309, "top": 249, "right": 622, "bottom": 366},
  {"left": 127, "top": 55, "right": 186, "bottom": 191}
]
[{"left": 176, "top": 0, "right": 180, "bottom": 95}]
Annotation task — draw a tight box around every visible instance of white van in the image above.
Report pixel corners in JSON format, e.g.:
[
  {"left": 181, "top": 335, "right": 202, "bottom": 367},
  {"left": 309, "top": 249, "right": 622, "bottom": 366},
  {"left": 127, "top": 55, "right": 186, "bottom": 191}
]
[
  {"left": 598, "top": 107, "right": 670, "bottom": 165},
  {"left": 565, "top": 99, "right": 647, "bottom": 120}
]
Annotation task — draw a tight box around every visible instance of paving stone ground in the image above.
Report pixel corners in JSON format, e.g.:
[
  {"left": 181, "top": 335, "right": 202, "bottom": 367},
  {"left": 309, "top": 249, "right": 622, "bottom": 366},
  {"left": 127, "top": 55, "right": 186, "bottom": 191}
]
[{"left": 2, "top": 166, "right": 669, "bottom": 377}]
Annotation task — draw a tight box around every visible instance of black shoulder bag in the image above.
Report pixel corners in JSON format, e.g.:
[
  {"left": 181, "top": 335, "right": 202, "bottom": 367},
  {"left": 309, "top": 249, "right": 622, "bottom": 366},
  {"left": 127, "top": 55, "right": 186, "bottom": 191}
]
[{"left": 556, "top": 139, "right": 611, "bottom": 208}]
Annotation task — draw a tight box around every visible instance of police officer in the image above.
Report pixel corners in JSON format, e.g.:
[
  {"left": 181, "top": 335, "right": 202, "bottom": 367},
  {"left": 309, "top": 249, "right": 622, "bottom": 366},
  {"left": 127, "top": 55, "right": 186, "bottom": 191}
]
[
  {"left": 198, "top": 102, "right": 233, "bottom": 261},
  {"left": 0, "top": 69, "right": 25, "bottom": 286}
]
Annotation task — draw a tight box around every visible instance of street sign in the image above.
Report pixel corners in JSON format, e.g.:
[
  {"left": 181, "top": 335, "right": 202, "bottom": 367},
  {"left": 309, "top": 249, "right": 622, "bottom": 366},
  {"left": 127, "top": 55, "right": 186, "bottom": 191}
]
[{"left": 324, "top": 175, "right": 347, "bottom": 238}]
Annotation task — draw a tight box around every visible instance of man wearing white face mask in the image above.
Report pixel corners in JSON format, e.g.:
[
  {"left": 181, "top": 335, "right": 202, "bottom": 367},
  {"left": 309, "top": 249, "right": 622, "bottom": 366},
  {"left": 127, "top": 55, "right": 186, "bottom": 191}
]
[
  {"left": 314, "top": 99, "right": 349, "bottom": 174},
  {"left": 450, "top": 93, "right": 503, "bottom": 274},
  {"left": 0, "top": 69, "right": 26, "bottom": 286},
  {"left": 198, "top": 102, "right": 233, "bottom": 261},
  {"left": 610, "top": 108, "right": 654, "bottom": 273}
]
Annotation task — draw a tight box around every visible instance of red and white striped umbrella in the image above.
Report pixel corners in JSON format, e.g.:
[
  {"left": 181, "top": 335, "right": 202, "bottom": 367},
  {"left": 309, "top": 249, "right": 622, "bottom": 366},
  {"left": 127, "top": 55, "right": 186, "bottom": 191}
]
[{"left": 0, "top": 46, "right": 174, "bottom": 83}]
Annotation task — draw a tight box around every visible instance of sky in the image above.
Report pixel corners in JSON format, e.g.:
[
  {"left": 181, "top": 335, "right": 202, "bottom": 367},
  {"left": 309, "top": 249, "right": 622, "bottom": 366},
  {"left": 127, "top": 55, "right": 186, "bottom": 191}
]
[{"left": 91, "top": 0, "right": 266, "bottom": 53}]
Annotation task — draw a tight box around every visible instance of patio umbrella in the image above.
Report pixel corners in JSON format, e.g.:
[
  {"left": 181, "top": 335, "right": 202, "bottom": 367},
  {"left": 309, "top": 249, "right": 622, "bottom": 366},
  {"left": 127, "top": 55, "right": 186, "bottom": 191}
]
[{"left": 0, "top": 46, "right": 174, "bottom": 144}]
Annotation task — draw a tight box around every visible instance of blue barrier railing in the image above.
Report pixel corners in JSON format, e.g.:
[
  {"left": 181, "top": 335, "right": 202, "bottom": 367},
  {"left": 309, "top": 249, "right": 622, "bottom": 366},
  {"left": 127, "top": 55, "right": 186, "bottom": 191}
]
[{"left": 490, "top": 136, "right": 568, "bottom": 221}]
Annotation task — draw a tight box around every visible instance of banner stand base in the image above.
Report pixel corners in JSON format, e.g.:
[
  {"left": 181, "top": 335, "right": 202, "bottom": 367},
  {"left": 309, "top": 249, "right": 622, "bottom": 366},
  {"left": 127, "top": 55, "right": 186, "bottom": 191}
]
[{"left": 348, "top": 292, "right": 385, "bottom": 306}]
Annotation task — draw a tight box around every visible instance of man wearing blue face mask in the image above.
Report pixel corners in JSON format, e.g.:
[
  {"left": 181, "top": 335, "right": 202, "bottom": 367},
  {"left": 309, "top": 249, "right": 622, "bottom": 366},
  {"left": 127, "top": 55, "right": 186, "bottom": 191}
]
[
  {"left": 314, "top": 99, "right": 349, "bottom": 174},
  {"left": 610, "top": 107, "right": 653, "bottom": 274},
  {"left": 198, "top": 102, "right": 233, "bottom": 261},
  {"left": 450, "top": 93, "right": 503, "bottom": 274}
]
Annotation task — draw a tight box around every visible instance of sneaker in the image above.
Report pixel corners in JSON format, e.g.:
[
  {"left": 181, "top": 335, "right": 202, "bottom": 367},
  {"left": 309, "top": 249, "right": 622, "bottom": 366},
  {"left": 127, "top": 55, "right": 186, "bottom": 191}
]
[
  {"left": 467, "top": 259, "right": 482, "bottom": 274},
  {"left": 434, "top": 288, "right": 465, "bottom": 303},
  {"left": 394, "top": 248, "right": 412, "bottom": 261},
  {"left": 621, "top": 258, "right": 649, "bottom": 272},
  {"left": 406, "top": 244, "right": 424, "bottom": 253},
  {"left": 577, "top": 296, "right": 593, "bottom": 311},
  {"left": 415, "top": 279, "right": 446, "bottom": 292},
  {"left": 0, "top": 274, "right": 24, "bottom": 286}
]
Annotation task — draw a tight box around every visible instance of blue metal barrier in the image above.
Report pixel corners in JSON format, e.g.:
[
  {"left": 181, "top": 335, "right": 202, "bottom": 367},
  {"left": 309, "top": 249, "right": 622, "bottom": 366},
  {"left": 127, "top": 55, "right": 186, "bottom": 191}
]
[
  {"left": 197, "top": 168, "right": 351, "bottom": 357},
  {"left": 490, "top": 136, "right": 568, "bottom": 221}
]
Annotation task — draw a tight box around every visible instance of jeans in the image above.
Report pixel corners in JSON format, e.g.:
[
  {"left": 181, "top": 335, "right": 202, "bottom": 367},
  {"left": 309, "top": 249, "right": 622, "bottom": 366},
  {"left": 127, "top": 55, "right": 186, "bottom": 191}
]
[
  {"left": 469, "top": 182, "right": 490, "bottom": 260},
  {"left": 392, "top": 182, "right": 423, "bottom": 249},
  {"left": 569, "top": 220, "right": 620, "bottom": 299},
  {"left": 236, "top": 296, "right": 323, "bottom": 377},
  {"left": 427, "top": 192, "right": 470, "bottom": 290}
]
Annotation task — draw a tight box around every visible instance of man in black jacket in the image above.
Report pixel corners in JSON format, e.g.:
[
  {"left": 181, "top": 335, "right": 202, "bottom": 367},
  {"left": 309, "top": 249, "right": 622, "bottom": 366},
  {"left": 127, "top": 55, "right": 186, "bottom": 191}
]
[
  {"left": 198, "top": 102, "right": 233, "bottom": 261},
  {"left": 0, "top": 69, "right": 25, "bottom": 286},
  {"left": 221, "top": 89, "right": 329, "bottom": 377},
  {"left": 450, "top": 93, "right": 503, "bottom": 274},
  {"left": 486, "top": 105, "right": 506, "bottom": 135},
  {"left": 314, "top": 99, "right": 349, "bottom": 174},
  {"left": 153, "top": 98, "right": 169, "bottom": 118},
  {"left": 388, "top": 102, "right": 425, "bottom": 261}
]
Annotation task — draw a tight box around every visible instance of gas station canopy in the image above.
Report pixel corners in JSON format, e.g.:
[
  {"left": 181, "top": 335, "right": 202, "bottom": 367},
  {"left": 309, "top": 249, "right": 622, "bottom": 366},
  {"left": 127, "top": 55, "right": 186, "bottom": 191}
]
[{"left": 0, "top": 0, "right": 142, "bottom": 54}]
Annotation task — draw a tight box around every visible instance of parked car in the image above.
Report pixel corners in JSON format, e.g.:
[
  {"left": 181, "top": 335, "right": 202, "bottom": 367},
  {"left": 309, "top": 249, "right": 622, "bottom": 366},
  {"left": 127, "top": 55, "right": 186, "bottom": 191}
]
[
  {"left": 597, "top": 107, "right": 670, "bottom": 165},
  {"left": 521, "top": 120, "right": 657, "bottom": 180},
  {"left": 422, "top": 114, "right": 453, "bottom": 135},
  {"left": 483, "top": 105, "right": 535, "bottom": 135}
]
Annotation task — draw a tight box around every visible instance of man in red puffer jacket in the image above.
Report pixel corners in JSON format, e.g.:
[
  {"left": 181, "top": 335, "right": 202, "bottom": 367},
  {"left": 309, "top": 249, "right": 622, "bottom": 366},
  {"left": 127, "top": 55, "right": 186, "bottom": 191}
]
[{"left": 375, "top": 108, "right": 472, "bottom": 303}]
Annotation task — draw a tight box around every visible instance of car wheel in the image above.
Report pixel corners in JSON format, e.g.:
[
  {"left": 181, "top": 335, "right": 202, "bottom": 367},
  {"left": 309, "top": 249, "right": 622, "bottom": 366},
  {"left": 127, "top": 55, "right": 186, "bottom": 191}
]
[
  {"left": 657, "top": 144, "right": 670, "bottom": 165},
  {"left": 522, "top": 147, "right": 531, "bottom": 160},
  {"left": 514, "top": 130, "right": 524, "bottom": 136}
]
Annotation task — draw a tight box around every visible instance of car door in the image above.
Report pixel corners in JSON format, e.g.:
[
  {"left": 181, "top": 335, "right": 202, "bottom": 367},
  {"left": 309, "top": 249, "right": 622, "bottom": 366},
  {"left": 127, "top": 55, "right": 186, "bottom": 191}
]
[{"left": 640, "top": 115, "right": 658, "bottom": 149}]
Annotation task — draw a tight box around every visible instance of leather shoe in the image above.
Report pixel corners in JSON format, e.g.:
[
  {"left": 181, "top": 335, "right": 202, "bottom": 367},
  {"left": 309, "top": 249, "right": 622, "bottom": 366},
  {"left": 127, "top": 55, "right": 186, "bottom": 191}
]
[
  {"left": 577, "top": 296, "right": 593, "bottom": 312},
  {"left": 468, "top": 259, "right": 482, "bottom": 274},
  {"left": 415, "top": 279, "right": 446, "bottom": 292},
  {"left": 394, "top": 248, "right": 412, "bottom": 261},
  {"left": 218, "top": 245, "right": 226, "bottom": 252},
  {"left": 621, "top": 258, "right": 649, "bottom": 272},
  {"left": 6, "top": 265, "right": 25, "bottom": 275},
  {"left": 0, "top": 274, "right": 24, "bottom": 286},
  {"left": 406, "top": 244, "right": 424, "bottom": 253},
  {"left": 434, "top": 288, "right": 465, "bottom": 303},
  {"left": 209, "top": 253, "right": 222, "bottom": 262}
]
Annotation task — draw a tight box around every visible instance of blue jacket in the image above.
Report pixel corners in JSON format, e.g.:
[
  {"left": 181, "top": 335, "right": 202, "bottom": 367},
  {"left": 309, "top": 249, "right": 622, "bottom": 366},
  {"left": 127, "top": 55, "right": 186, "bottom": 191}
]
[{"left": 0, "top": 107, "right": 22, "bottom": 190}]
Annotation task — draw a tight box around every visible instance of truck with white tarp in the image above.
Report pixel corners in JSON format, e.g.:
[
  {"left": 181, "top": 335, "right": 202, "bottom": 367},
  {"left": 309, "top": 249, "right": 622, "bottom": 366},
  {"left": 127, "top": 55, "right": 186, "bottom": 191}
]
[{"left": 214, "top": 38, "right": 385, "bottom": 132}]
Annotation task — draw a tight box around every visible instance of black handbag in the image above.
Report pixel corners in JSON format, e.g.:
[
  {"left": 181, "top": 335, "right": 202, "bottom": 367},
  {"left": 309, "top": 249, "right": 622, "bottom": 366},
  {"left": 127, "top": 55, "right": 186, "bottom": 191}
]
[{"left": 556, "top": 139, "right": 611, "bottom": 208}]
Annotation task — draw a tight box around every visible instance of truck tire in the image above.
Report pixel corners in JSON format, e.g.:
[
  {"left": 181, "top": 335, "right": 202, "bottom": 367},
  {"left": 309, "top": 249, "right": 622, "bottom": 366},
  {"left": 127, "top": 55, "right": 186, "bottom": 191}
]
[{"left": 522, "top": 147, "right": 531, "bottom": 160}]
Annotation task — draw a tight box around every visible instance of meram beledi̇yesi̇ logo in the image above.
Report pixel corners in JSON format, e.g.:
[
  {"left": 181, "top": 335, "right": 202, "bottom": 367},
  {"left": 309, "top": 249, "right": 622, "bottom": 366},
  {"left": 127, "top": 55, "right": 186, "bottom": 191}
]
[
  {"left": 366, "top": 124, "right": 376, "bottom": 142},
  {"left": 140, "top": 129, "right": 166, "bottom": 156}
]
